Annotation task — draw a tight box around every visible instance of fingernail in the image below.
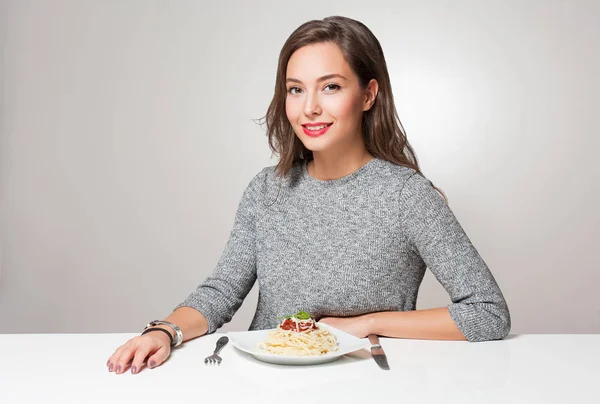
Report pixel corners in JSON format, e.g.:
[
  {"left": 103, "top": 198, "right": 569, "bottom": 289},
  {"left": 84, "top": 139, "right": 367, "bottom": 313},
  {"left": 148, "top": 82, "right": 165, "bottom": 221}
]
[
  {"left": 131, "top": 366, "right": 137, "bottom": 374},
  {"left": 109, "top": 363, "right": 114, "bottom": 372},
  {"left": 149, "top": 360, "right": 156, "bottom": 368},
  {"left": 116, "top": 365, "right": 121, "bottom": 373}
]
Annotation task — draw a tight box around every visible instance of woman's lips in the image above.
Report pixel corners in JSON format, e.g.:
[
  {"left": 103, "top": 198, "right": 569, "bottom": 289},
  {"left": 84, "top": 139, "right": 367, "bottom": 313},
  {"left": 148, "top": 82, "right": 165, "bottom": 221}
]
[{"left": 302, "top": 123, "right": 332, "bottom": 137}]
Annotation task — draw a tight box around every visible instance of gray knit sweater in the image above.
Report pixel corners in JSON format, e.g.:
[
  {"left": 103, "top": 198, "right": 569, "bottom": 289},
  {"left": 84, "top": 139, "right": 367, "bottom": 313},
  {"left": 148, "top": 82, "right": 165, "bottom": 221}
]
[{"left": 176, "top": 158, "right": 511, "bottom": 342}]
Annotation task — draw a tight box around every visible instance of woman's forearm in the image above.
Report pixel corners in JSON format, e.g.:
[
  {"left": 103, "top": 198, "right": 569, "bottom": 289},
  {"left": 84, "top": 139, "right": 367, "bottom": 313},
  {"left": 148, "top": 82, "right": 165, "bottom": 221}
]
[
  {"left": 365, "top": 307, "right": 467, "bottom": 341},
  {"left": 151, "top": 307, "right": 209, "bottom": 344}
]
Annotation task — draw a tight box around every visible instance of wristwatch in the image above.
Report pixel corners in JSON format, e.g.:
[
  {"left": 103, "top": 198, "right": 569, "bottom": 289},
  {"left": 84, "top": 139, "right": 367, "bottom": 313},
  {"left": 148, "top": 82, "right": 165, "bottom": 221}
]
[{"left": 144, "top": 320, "right": 183, "bottom": 347}]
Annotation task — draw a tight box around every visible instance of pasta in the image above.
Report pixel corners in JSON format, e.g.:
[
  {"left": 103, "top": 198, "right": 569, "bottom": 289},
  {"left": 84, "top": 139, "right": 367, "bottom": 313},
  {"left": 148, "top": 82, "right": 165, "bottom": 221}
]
[{"left": 260, "top": 311, "right": 339, "bottom": 356}]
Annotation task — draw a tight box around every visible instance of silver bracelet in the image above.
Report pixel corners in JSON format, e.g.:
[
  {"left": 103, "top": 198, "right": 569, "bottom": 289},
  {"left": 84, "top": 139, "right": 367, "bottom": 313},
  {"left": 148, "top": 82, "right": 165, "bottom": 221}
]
[{"left": 144, "top": 320, "right": 183, "bottom": 347}]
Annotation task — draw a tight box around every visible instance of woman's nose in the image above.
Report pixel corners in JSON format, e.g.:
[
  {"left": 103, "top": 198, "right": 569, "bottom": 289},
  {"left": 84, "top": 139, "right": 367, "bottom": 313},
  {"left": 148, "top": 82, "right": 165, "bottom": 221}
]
[{"left": 304, "top": 94, "right": 322, "bottom": 116}]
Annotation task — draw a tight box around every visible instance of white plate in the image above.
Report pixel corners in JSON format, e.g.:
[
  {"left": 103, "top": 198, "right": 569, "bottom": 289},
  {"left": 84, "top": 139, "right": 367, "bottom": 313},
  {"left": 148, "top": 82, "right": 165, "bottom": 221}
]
[{"left": 227, "top": 322, "right": 370, "bottom": 365}]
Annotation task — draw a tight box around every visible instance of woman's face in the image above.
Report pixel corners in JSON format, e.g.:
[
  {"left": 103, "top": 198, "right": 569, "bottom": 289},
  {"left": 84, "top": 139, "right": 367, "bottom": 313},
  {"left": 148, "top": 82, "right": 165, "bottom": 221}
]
[{"left": 285, "top": 42, "right": 377, "bottom": 155}]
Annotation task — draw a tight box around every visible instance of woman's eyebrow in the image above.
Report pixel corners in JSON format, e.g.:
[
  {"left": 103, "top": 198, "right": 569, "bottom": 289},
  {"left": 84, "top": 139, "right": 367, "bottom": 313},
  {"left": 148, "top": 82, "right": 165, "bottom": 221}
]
[{"left": 286, "top": 73, "right": 348, "bottom": 84}]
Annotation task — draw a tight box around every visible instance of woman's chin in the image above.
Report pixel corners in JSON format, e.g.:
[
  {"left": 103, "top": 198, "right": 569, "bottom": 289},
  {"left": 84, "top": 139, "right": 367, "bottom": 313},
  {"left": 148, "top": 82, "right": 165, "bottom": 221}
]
[{"left": 297, "top": 137, "right": 331, "bottom": 153}]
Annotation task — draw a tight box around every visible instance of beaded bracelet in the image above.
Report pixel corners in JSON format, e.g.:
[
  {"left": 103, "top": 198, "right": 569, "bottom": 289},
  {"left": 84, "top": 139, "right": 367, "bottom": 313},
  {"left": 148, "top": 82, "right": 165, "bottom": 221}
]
[{"left": 142, "top": 327, "right": 174, "bottom": 347}]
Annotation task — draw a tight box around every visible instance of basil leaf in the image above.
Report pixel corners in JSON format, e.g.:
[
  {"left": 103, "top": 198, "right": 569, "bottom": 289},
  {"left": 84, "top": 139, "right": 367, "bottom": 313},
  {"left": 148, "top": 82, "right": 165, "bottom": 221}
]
[{"left": 294, "top": 311, "right": 311, "bottom": 320}]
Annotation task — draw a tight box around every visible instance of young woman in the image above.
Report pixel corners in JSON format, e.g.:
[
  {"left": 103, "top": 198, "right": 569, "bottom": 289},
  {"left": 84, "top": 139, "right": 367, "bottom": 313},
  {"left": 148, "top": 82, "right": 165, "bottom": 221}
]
[{"left": 107, "top": 16, "right": 510, "bottom": 375}]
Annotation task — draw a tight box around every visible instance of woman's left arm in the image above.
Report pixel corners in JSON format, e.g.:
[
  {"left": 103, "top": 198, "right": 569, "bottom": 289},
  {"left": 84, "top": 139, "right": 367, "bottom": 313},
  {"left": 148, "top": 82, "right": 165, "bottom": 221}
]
[
  {"left": 320, "top": 307, "right": 467, "bottom": 340},
  {"left": 322, "top": 172, "right": 511, "bottom": 342}
]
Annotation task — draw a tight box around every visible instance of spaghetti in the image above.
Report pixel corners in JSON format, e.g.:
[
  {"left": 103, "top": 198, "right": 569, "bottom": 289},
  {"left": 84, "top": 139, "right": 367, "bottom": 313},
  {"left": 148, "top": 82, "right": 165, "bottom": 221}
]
[{"left": 260, "top": 311, "right": 339, "bottom": 356}]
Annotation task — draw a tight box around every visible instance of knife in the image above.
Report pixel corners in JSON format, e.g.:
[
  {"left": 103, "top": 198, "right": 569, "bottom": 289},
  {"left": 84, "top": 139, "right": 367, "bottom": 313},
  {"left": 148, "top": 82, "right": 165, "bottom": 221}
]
[{"left": 368, "top": 334, "right": 390, "bottom": 370}]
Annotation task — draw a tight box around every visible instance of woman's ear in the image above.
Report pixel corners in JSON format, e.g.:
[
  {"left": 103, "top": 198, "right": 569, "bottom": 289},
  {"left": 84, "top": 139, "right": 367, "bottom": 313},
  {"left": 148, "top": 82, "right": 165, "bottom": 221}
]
[{"left": 363, "top": 79, "right": 379, "bottom": 111}]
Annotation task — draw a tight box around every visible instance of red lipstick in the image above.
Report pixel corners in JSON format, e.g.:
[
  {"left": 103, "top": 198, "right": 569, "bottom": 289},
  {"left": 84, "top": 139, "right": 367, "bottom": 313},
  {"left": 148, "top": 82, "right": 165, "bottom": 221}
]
[{"left": 302, "top": 122, "right": 332, "bottom": 137}]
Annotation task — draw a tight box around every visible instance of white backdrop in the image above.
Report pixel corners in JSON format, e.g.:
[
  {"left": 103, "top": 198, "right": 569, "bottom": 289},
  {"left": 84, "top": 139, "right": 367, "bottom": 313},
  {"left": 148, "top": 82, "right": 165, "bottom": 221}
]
[{"left": 1, "top": 0, "right": 599, "bottom": 334}]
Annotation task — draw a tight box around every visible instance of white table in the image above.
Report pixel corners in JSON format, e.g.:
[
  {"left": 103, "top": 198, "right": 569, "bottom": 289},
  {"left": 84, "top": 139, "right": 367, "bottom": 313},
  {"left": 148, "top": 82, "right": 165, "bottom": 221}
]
[{"left": 0, "top": 333, "right": 598, "bottom": 403}]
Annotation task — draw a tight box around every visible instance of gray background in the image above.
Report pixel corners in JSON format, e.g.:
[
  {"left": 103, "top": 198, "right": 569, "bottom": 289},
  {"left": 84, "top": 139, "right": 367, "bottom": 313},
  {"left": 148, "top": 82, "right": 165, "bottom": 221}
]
[{"left": 1, "top": 0, "right": 599, "bottom": 334}]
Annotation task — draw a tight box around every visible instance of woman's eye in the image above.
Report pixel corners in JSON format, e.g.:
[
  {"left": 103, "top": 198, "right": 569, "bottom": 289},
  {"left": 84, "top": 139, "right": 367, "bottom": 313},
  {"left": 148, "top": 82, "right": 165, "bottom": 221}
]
[
  {"left": 324, "top": 84, "right": 341, "bottom": 91},
  {"left": 287, "top": 85, "right": 339, "bottom": 94}
]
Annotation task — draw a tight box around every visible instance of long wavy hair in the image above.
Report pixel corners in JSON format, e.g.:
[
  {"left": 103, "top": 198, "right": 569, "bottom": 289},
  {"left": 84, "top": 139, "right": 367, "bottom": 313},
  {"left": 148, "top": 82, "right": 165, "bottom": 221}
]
[{"left": 257, "top": 16, "right": 447, "bottom": 202}]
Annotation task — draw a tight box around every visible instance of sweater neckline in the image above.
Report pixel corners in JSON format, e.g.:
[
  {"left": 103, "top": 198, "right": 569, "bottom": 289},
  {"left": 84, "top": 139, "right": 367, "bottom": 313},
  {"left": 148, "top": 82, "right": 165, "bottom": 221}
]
[{"left": 301, "top": 157, "right": 380, "bottom": 187}]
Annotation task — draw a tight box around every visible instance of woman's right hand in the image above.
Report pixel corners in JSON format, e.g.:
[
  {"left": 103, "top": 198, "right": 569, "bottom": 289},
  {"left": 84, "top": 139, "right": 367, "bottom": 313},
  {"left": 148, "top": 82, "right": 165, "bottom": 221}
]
[{"left": 106, "top": 330, "right": 172, "bottom": 374}]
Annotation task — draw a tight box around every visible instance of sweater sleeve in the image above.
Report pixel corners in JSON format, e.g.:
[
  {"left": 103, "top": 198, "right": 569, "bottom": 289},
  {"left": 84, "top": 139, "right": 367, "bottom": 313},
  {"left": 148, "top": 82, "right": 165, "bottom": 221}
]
[
  {"left": 173, "top": 168, "right": 266, "bottom": 334},
  {"left": 399, "top": 172, "right": 511, "bottom": 342}
]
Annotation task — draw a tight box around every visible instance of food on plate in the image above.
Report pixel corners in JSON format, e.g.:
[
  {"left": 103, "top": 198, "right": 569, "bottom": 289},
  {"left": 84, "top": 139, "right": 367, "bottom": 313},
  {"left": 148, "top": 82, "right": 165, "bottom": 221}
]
[{"left": 259, "top": 311, "right": 339, "bottom": 356}]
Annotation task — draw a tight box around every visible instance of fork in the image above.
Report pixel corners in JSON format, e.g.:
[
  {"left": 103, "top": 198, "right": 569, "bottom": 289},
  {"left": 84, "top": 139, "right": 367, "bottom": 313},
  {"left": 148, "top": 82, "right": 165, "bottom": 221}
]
[{"left": 204, "top": 336, "right": 229, "bottom": 365}]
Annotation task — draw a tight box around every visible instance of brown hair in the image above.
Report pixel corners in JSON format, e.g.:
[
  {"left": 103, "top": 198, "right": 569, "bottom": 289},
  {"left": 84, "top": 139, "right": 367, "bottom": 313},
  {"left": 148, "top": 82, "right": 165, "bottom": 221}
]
[{"left": 257, "top": 16, "right": 447, "bottom": 202}]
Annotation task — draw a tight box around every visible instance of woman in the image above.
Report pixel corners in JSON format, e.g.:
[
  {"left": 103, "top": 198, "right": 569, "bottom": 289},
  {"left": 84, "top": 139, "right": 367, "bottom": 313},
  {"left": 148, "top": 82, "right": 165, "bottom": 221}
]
[{"left": 107, "top": 15, "right": 510, "bottom": 375}]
